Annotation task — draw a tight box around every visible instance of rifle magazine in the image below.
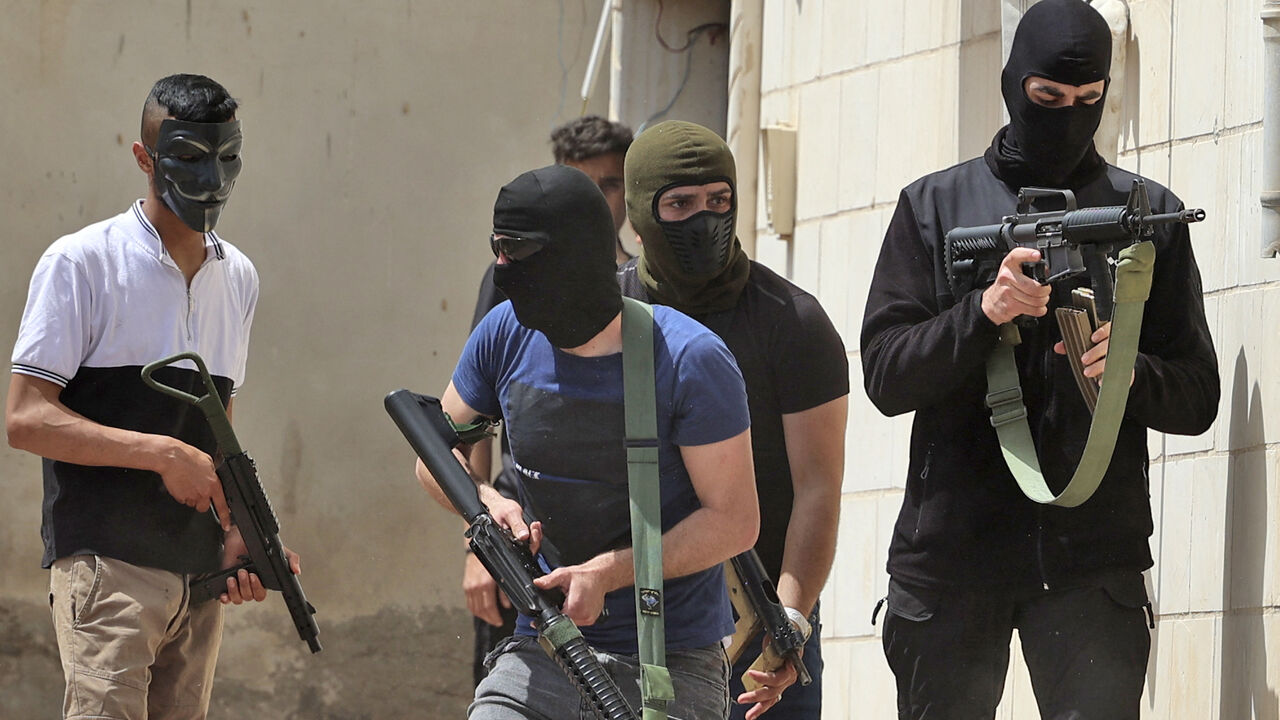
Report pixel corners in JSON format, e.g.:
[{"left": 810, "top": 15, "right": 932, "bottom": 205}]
[{"left": 1055, "top": 307, "right": 1100, "bottom": 413}]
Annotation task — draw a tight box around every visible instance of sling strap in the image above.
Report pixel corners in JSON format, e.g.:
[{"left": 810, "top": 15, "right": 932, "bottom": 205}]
[
  {"left": 984, "top": 241, "right": 1155, "bottom": 508},
  {"left": 620, "top": 297, "right": 673, "bottom": 719}
]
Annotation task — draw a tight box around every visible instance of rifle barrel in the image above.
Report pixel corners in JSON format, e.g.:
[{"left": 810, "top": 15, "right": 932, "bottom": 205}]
[{"left": 1143, "top": 208, "right": 1205, "bottom": 225}]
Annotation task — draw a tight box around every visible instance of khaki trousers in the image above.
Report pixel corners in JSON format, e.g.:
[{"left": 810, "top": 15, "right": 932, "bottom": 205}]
[{"left": 49, "top": 555, "right": 224, "bottom": 720}]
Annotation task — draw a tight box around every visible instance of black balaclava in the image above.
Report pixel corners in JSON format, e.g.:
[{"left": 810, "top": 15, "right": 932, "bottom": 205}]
[
  {"left": 491, "top": 164, "right": 623, "bottom": 349},
  {"left": 988, "top": 0, "right": 1112, "bottom": 189},
  {"left": 626, "top": 121, "right": 750, "bottom": 317},
  {"left": 151, "top": 118, "right": 243, "bottom": 233}
]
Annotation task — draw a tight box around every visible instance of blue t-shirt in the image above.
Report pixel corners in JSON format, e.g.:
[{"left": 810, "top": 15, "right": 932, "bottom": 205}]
[{"left": 453, "top": 302, "right": 749, "bottom": 653}]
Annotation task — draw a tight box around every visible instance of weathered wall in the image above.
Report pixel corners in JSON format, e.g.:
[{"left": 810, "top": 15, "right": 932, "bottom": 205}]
[
  {"left": 0, "top": 2, "right": 607, "bottom": 717},
  {"left": 753, "top": 0, "right": 1280, "bottom": 717}
]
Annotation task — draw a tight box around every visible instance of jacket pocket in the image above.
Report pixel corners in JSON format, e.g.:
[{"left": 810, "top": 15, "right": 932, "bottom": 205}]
[{"left": 885, "top": 578, "right": 940, "bottom": 623}]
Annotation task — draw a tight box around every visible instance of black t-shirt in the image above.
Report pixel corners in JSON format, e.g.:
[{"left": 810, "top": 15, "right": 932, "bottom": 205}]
[
  {"left": 471, "top": 262, "right": 506, "bottom": 331},
  {"left": 620, "top": 259, "right": 850, "bottom": 579}
]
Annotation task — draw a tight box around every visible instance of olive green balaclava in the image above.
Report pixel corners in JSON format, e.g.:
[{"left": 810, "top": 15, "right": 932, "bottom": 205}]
[{"left": 626, "top": 121, "right": 750, "bottom": 316}]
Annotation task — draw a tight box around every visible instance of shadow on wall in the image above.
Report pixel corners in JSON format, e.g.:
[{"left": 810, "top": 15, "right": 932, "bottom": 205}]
[
  {"left": 1220, "top": 349, "right": 1279, "bottom": 720},
  {"left": 1118, "top": 16, "right": 1140, "bottom": 159}
]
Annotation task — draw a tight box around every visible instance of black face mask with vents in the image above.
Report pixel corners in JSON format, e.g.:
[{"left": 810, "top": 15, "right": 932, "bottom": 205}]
[{"left": 652, "top": 182, "right": 737, "bottom": 276}]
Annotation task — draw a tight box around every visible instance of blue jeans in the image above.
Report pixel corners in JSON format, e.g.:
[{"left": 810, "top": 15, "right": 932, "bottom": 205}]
[
  {"left": 728, "top": 607, "right": 823, "bottom": 719},
  {"left": 471, "top": 635, "right": 730, "bottom": 719}
]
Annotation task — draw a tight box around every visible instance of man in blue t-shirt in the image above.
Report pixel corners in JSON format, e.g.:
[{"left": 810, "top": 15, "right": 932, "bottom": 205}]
[{"left": 414, "top": 164, "right": 776, "bottom": 718}]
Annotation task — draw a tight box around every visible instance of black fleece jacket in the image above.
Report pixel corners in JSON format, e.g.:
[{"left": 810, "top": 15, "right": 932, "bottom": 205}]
[{"left": 860, "top": 148, "right": 1219, "bottom": 590}]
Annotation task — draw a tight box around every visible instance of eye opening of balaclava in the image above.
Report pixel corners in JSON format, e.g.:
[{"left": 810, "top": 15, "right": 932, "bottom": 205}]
[
  {"left": 626, "top": 121, "right": 749, "bottom": 317},
  {"left": 996, "top": 0, "right": 1112, "bottom": 188},
  {"left": 489, "top": 233, "right": 546, "bottom": 262},
  {"left": 150, "top": 118, "right": 243, "bottom": 233},
  {"left": 490, "top": 164, "right": 623, "bottom": 349}
]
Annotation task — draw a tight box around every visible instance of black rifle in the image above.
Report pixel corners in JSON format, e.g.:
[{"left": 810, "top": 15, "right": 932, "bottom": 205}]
[
  {"left": 141, "top": 352, "right": 321, "bottom": 654},
  {"left": 725, "top": 549, "right": 812, "bottom": 688},
  {"left": 945, "top": 179, "right": 1204, "bottom": 322},
  {"left": 383, "top": 389, "right": 637, "bottom": 720}
]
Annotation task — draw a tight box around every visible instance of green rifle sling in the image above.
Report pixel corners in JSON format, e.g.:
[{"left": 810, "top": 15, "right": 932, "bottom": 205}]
[
  {"left": 620, "top": 297, "right": 674, "bottom": 719},
  {"left": 984, "top": 240, "right": 1155, "bottom": 507}
]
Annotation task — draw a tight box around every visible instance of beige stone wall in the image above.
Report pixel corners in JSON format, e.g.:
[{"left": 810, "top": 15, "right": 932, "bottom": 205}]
[
  {"left": 754, "top": 0, "right": 1280, "bottom": 717},
  {"left": 0, "top": 2, "right": 608, "bottom": 717}
]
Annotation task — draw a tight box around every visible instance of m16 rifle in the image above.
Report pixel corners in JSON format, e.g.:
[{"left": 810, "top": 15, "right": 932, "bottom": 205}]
[
  {"left": 945, "top": 179, "right": 1204, "bottom": 411},
  {"left": 384, "top": 389, "right": 637, "bottom": 720},
  {"left": 141, "top": 352, "right": 321, "bottom": 653},
  {"left": 945, "top": 178, "right": 1204, "bottom": 324}
]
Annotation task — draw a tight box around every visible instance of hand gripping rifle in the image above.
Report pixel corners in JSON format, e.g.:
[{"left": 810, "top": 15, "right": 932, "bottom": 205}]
[
  {"left": 141, "top": 352, "right": 321, "bottom": 653},
  {"left": 724, "top": 549, "right": 812, "bottom": 690},
  {"left": 383, "top": 389, "right": 637, "bottom": 720}
]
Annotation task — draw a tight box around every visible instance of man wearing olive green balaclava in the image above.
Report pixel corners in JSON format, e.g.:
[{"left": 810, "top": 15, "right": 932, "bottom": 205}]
[{"left": 618, "top": 121, "right": 850, "bottom": 720}]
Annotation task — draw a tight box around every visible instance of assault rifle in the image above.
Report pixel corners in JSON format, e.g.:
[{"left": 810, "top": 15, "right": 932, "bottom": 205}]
[
  {"left": 944, "top": 179, "right": 1204, "bottom": 323},
  {"left": 724, "top": 549, "right": 812, "bottom": 690},
  {"left": 383, "top": 389, "right": 637, "bottom": 720},
  {"left": 141, "top": 352, "right": 321, "bottom": 653}
]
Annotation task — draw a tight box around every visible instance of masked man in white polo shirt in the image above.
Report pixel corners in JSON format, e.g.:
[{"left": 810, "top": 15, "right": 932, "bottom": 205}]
[{"left": 7, "top": 73, "right": 298, "bottom": 720}]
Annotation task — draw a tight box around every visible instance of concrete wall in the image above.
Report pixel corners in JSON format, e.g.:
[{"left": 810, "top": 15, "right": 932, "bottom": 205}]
[
  {"left": 752, "top": 0, "right": 1280, "bottom": 717},
  {"left": 610, "top": 0, "right": 730, "bottom": 137},
  {"left": 0, "top": 2, "right": 607, "bottom": 717}
]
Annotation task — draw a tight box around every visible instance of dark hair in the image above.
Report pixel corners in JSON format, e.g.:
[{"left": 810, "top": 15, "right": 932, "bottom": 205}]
[
  {"left": 549, "top": 115, "right": 633, "bottom": 164},
  {"left": 140, "top": 74, "right": 238, "bottom": 144}
]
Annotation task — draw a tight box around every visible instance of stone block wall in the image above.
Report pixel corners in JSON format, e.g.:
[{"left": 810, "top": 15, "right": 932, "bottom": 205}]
[{"left": 754, "top": 0, "right": 1280, "bottom": 716}]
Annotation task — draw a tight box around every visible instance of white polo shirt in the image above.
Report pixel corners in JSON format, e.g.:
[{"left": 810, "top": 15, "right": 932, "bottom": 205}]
[
  {"left": 11, "top": 200, "right": 258, "bottom": 572},
  {"left": 12, "top": 200, "right": 257, "bottom": 395}
]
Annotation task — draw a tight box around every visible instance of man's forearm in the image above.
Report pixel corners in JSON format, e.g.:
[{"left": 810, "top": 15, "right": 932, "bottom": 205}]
[
  {"left": 414, "top": 457, "right": 462, "bottom": 516},
  {"left": 7, "top": 374, "right": 182, "bottom": 473},
  {"left": 773, "top": 397, "right": 847, "bottom": 615},
  {"left": 577, "top": 503, "right": 760, "bottom": 597},
  {"left": 775, "top": 492, "right": 839, "bottom": 616}
]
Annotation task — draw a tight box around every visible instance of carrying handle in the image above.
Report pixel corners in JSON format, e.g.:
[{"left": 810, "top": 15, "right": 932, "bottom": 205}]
[{"left": 140, "top": 351, "right": 241, "bottom": 455}]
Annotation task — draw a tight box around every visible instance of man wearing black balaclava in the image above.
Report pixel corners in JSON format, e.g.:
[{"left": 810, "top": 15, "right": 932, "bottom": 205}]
[
  {"left": 414, "top": 164, "right": 761, "bottom": 719},
  {"left": 8, "top": 73, "right": 293, "bottom": 719},
  {"left": 619, "top": 120, "right": 848, "bottom": 720},
  {"left": 861, "top": 1, "right": 1218, "bottom": 717},
  {"left": 461, "top": 117, "right": 637, "bottom": 690}
]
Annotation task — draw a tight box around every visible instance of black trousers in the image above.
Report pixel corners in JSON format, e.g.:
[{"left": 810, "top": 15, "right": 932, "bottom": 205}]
[{"left": 880, "top": 573, "right": 1151, "bottom": 720}]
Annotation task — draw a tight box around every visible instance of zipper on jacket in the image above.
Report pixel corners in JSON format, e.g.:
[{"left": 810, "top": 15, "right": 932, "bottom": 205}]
[
  {"left": 1036, "top": 510, "right": 1049, "bottom": 590},
  {"left": 914, "top": 445, "right": 933, "bottom": 536}
]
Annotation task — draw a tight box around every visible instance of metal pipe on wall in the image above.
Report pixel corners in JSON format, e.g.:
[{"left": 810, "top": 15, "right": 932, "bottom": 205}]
[
  {"left": 726, "top": 0, "right": 764, "bottom": 258},
  {"left": 1263, "top": 0, "right": 1280, "bottom": 257}
]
